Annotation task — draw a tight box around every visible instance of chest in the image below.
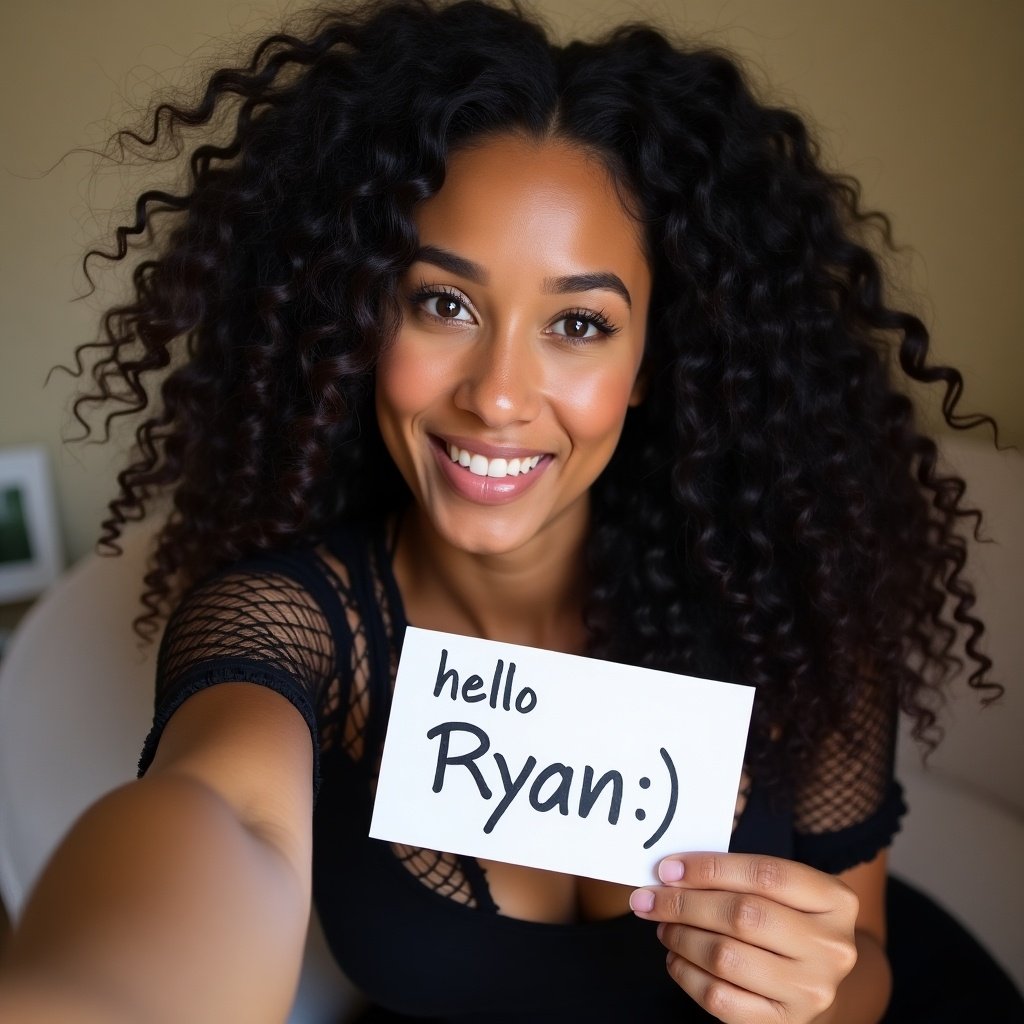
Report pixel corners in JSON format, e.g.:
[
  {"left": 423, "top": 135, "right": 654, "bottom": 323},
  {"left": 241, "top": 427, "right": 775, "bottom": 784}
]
[{"left": 475, "top": 858, "right": 634, "bottom": 922}]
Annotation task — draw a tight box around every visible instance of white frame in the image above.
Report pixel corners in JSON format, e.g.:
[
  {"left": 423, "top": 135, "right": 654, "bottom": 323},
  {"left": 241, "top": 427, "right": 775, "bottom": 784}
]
[{"left": 0, "top": 446, "right": 63, "bottom": 603}]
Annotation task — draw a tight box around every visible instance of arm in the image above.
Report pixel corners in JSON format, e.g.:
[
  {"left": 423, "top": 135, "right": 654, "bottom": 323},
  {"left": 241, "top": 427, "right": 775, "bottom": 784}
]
[
  {"left": 0, "top": 682, "right": 314, "bottom": 1024},
  {"left": 630, "top": 849, "right": 891, "bottom": 1024}
]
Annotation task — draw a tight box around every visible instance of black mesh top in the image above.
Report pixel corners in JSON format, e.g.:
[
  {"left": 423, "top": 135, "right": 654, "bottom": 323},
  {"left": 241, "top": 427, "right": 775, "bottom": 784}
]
[{"left": 138, "top": 521, "right": 906, "bottom": 1022}]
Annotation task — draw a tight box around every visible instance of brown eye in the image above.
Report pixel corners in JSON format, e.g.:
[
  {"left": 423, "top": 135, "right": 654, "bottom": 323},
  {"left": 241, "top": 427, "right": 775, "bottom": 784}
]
[
  {"left": 550, "top": 314, "right": 602, "bottom": 341},
  {"left": 435, "top": 296, "right": 464, "bottom": 318},
  {"left": 418, "top": 290, "right": 473, "bottom": 322}
]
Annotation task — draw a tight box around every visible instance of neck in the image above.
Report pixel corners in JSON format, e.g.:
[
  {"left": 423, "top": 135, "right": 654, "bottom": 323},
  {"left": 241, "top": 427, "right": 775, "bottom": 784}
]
[{"left": 394, "top": 504, "right": 590, "bottom": 655}]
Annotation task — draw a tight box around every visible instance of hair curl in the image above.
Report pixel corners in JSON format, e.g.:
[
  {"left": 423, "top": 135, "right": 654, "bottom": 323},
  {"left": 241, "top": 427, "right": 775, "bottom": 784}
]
[{"left": 68, "top": 0, "right": 999, "bottom": 791}]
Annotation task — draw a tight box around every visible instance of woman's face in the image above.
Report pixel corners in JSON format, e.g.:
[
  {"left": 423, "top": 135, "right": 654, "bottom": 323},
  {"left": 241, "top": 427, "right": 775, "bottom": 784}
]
[{"left": 376, "top": 133, "right": 651, "bottom": 558}]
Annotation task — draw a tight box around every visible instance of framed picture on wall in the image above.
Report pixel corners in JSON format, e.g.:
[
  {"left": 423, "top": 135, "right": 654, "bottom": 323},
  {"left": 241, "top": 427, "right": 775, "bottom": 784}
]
[{"left": 0, "top": 446, "right": 63, "bottom": 604}]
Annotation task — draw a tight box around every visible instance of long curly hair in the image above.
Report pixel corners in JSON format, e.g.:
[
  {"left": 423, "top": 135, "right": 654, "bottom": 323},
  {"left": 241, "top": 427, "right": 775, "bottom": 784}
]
[{"left": 69, "top": 0, "right": 999, "bottom": 790}]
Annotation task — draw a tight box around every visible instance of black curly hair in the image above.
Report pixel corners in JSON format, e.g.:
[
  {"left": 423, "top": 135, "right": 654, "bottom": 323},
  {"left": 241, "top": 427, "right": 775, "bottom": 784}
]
[{"left": 68, "top": 0, "right": 999, "bottom": 791}]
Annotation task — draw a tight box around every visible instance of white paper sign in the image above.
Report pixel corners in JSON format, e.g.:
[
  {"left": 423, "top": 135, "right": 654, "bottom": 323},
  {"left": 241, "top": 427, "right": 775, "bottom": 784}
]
[{"left": 370, "top": 627, "right": 754, "bottom": 887}]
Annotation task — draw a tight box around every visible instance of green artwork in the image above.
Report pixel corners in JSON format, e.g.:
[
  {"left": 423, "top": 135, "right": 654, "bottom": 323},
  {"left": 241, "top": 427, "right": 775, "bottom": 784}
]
[{"left": 0, "top": 486, "right": 33, "bottom": 564}]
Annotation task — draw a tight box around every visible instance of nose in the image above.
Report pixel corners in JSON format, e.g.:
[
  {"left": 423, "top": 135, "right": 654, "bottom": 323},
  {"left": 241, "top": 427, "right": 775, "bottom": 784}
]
[{"left": 452, "top": 328, "right": 542, "bottom": 427}]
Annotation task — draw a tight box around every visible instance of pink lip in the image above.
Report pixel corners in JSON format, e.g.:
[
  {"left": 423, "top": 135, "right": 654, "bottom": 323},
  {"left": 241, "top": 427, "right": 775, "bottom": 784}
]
[
  {"left": 429, "top": 438, "right": 551, "bottom": 506},
  {"left": 433, "top": 433, "right": 549, "bottom": 461}
]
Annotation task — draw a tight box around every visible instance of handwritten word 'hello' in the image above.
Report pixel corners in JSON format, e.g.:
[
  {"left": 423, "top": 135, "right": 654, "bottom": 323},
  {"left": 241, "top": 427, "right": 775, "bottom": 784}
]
[{"left": 433, "top": 649, "right": 537, "bottom": 714}]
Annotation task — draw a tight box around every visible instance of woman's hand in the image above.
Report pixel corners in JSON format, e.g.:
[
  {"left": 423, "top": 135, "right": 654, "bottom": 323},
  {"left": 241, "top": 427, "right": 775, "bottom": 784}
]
[{"left": 629, "top": 852, "right": 860, "bottom": 1024}]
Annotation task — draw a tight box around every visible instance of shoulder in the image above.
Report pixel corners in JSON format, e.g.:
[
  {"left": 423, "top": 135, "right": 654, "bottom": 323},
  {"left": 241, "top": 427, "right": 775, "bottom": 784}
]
[
  {"left": 160, "top": 520, "right": 387, "bottom": 666},
  {"left": 159, "top": 549, "right": 337, "bottom": 684},
  {"left": 142, "top": 519, "right": 400, "bottom": 774}
]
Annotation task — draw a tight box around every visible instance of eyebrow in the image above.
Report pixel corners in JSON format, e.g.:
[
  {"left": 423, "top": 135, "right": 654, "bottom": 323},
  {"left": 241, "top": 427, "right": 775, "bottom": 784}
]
[
  {"left": 544, "top": 272, "right": 632, "bottom": 309},
  {"left": 415, "top": 245, "right": 487, "bottom": 283},
  {"left": 413, "top": 245, "right": 632, "bottom": 309}
]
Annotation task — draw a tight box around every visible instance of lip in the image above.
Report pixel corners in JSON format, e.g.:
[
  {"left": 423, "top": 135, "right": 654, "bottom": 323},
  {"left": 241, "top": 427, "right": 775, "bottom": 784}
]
[
  {"left": 432, "top": 433, "right": 549, "bottom": 461},
  {"left": 429, "top": 437, "right": 552, "bottom": 506}
]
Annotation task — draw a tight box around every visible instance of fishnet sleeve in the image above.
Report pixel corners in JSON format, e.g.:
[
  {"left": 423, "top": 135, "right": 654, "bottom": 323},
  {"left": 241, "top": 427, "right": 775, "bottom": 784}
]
[
  {"left": 137, "top": 565, "right": 339, "bottom": 796},
  {"left": 791, "top": 684, "right": 906, "bottom": 874}
]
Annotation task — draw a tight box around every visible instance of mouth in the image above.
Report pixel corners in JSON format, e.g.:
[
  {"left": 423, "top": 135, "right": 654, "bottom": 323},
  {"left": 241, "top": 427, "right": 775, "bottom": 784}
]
[
  {"left": 428, "top": 435, "right": 552, "bottom": 505},
  {"left": 443, "top": 441, "right": 544, "bottom": 480}
]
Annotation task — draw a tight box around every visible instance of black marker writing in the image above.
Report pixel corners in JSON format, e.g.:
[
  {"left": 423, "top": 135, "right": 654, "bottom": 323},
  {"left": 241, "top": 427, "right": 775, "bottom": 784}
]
[
  {"left": 433, "top": 649, "right": 537, "bottom": 713},
  {"left": 426, "top": 721, "right": 492, "bottom": 798},
  {"left": 642, "top": 747, "right": 679, "bottom": 849},
  {"left": 484, "top": 752, "right": 537, "bottom": 833},
  {"left": 579, "top": 765, "right": 623, "bottom": 825},
  {"left": 426, "top": 721, "right": 676, "bottom": 844}
]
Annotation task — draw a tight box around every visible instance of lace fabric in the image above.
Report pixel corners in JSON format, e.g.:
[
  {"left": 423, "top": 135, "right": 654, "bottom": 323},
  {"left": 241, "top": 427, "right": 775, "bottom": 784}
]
[
  {"left": 141, "top": 523, "right": 903, "bottom": 907},
  {"left": 793, "top": 683, "right": 897, "bottom": 836}
]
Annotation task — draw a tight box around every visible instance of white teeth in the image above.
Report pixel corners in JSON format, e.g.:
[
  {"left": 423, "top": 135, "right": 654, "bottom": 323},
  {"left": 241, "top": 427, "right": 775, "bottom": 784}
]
[{"left": 446, "top": 444, "right": 542, "bottom": 479}]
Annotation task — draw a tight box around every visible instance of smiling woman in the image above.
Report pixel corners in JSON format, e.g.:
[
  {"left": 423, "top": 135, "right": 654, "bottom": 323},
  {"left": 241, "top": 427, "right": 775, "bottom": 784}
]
[
  {"left": 0, "top": 0, "right": 1013, "bottom": 1022},
  {"left": 377, "top": 134, "right": 648, "bottom": 561}
]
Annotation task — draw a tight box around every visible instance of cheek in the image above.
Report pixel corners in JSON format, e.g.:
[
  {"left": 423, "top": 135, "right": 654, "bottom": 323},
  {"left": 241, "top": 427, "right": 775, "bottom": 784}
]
[
  {"left": 552, "top": 362, "right": 642, "bottom": 446},
  {"left": 375, "top": 349, "right": 413, "bottom": 428},
  {"left": 374, "top": 344, "right": 431, "bottom": 482},
  {"left": 376, "top": 337, "right": 446, "bottom": 429}
]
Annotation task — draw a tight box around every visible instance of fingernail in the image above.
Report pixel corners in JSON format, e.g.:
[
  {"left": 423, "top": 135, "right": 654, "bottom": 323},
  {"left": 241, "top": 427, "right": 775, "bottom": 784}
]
[
  {"left": 659, "top": 859, "right": 684, "bottom": 882},
  {"left": 630, "top": 888, "right": 655, "bottom": 913}
]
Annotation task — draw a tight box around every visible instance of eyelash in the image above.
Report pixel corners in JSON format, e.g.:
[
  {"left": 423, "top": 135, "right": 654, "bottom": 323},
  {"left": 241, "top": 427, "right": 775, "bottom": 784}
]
[
  {"left": 556, "top": 306, "right": 620, "bottom": 341},
  {"left": 408, "top": 283, "right": 470, "bottom": 321},
  {"left": 407, "top": 282, "right": 621, "bottom": 341}
]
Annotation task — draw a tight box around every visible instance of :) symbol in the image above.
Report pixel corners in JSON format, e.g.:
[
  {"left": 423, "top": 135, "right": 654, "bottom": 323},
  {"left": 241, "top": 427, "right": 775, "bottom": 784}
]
[{"left": 636, "top": 748, "right": 679, "bottom": 850}]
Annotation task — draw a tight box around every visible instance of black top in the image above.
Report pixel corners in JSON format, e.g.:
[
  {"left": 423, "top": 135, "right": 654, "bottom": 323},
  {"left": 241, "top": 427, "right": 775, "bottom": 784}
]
[{"left": 139, "top": 522, "right": 905, "bottom": 1022}]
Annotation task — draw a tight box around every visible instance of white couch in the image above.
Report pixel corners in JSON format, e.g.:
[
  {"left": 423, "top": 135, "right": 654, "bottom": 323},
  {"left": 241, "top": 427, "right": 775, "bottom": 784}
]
[{"left": 889, "top": 435, "right": 1024, "bottom": 990}]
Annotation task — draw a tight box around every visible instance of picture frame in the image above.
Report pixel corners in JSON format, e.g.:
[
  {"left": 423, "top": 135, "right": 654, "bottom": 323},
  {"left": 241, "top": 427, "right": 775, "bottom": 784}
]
[{"left": 0, "top": 446, "right": 64, "bottom": 604}]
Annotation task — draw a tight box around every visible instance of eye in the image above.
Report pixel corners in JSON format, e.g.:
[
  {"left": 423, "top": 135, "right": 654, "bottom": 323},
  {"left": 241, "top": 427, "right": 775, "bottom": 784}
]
[
  {"left": 553, "top": 315, "right": 601, "bottom": 340},
  {"left": 410, "top": 284, "right": 476, "bottom": 324},
  {"left": 428, "top": 294, "right": 473, "bottom": 321},
  {"left": 548, "top": 308, "right": 619, "bottom": 343}
]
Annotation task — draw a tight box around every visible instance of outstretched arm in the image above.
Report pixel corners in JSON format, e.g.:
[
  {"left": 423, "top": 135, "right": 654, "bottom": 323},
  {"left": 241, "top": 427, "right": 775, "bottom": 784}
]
[{"left": 0, "top": 682, "right": 314, "bottom": 1023}]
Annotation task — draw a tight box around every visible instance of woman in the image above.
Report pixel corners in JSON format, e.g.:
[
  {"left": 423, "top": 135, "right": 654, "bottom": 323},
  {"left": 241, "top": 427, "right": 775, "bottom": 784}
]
[{"left": 0, "top": 1, "right": 1002, "bottom": 1021}]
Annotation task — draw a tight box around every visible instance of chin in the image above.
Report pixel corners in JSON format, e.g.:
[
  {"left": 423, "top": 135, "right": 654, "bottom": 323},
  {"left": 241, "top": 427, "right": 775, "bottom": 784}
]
[{"left": 431, "top": 509, "right": 543, "bottom": 558}]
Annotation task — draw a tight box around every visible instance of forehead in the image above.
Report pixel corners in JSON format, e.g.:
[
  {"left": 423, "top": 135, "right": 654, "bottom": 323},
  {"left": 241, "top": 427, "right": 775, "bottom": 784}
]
[{"left": 412, "top": 134, "right": 649, "bottom": 290}]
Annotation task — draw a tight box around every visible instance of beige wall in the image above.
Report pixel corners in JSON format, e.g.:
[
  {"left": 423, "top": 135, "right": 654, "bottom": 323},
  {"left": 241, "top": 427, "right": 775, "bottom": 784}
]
[{"left": 2, "top": 0, "right": 1022, "bottom": 565}]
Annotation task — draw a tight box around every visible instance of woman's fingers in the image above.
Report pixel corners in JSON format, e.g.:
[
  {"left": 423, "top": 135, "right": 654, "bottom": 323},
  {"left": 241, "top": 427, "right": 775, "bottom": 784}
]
[
  {"left": 663, "top": 946, "right": 839, "bottom": 1024},
  {"left": 658, "top": 922, "right": 836, "bottom": 1007},
  {"left": 631, "top": 883, "right": 854, "bottom": 967},
  {"left": 631, "top": 886, "right": 810, "bottom": 960},
  {"left": 629, "top": 853, "right": 861, "bottom": 1023},
  {"left": 629, "top": 855, "right": 858, "bottom": 962},
  {"left": 663, "top": 951, "right": 786, "bottom": 1024},
  {"left": 654, "top": 852, "right": 858, "bottom": 917}
]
